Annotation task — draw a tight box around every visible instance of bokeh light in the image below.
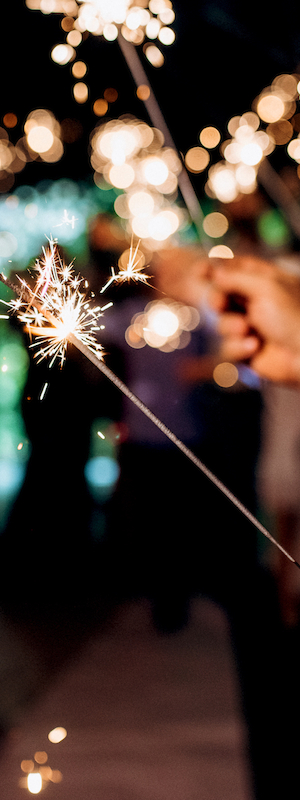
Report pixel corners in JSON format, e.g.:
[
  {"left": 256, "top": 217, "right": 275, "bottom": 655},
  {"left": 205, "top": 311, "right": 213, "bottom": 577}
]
[
  {"left": 185, "top": 146, "right": 209, "bottom": 173},
  {"left": 199, "top": 126, "right": 221, "bottom": 149},
  {"left": 208, "top": 245, "right": 234, "bottom": 258},
  {"left": 90, "top": 115, "right": 182, "bottom": 244},
  {"left": 28, "top": 0, "right": 176, "bottom": 69},
  {"left": 213, "top": 362, "right": 239, "bottom": 388},
  {"left": 202, "top": 212, "right": 229, "bottom": 238},
  {"left": 27, "top": 772, "right": 42, "bottom": 794},
  {"left": 125, "top": 298, "right": 200, "bottom": 351},
  {"left": 93, "top": 98, "right": 109, "bottom": 116},
  {"left": 48, "top": 727, "right": 67, "bottom": 744},
  {"left": 73, "top": 81, "right": 89, "bottom": 103}
]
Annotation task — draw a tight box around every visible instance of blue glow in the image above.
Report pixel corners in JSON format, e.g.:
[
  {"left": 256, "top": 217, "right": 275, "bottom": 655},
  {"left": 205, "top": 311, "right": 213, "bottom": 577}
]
[
  {"left": 0, "top": 459, "right": 26, "bottom": 497},
  {"left": 84, "top": 456, "right": 120, "bottom": 488},
  {"left": 0, "top": 178, "right": 118, "bottom": 270}
]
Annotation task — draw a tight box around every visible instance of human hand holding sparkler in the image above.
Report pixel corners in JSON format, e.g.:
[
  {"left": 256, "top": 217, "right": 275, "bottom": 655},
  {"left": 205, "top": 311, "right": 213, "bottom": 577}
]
[{"left": 211, "top": 255, "right": 300, "bottom": 384}]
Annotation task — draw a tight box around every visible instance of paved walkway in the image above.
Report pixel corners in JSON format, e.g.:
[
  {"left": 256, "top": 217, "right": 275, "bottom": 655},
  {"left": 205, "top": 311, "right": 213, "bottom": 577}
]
[{"left": 0, "top": 597, "right": 253, "bottom": 799}]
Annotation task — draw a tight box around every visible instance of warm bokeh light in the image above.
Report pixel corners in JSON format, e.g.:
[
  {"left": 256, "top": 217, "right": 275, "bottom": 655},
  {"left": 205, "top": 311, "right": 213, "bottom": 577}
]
[
  {"left": 266, "top": 119, "right": 293, "bottom": 144},
  {"left": 27, "top": 773, "right": 42, "bottom": 794},
  {"left": 128, "top": 190, "right": 155, "bottom": 216},
  {"left": 27, "top": 126, "right": 54, "bottom": 153},
  {"left": 144, "top": 44, "right": 164, "bottom": 67},
  {"left": 93, "top": 98, "right": 109, "bottom": 116},
  {"left": 34, "top": 752, "right": 48, "bottom": 764},
  {"left": 272, "top": 73, "right": 299, "bottom": 100},
  {"left": 158, "top": 26, "right": 175, "bottom": 45},
  {"left": 103, "top": 23, "right": 118, "bottom": 40},
  {"left": 51, "top": 43, "right": 75, "bottom": 65},
  {"left": 66, "top": 29, "right": 82, "bottom": 46},
  {"left": 202, "top": 212, "right": 229, "bottom": 238},
  {"left": 287, "top": 137, "right": 300, "bottom": 162},
  {"left": 213, "top": 362, "right": 239, "bottom": 387},
  {"left": 71, "top": 60, "right": 87, "bottom": 78},
  {"left": 73, "top": 81, "right": 89, "bottom": 103},
  {"left": 21, "top": 760, "right": 34, "bottom": 773},
  {"left": 125, "top": 298, "right": 200, "bottom": 351},
  {"left": 108, "top": 163, "right": 135, "bottom": 187},
  {"left": 256, "top": 93, "right": 285, "bottom": 123},
  {"left": 136, "top": 84, "right": 151, "bottom": 100},
  {"left": 208, "top": 163, "right": 239, "bottom": 202},
  {"left": 104, "top": 87, "right": 118, "bottom": 102},
  {"left": 147, "top": 208, "right": 179, "bottom": 240},
  {"left": 185, "top": 146, "right": 210, "bottom": 173},
  {"left": 90, "top": 115, "right": 182, "bottom": 243},
  {"left": 199, "top": 126, "right": 221, "bottom": 148},
  {"left": 48, "top": 727, "right": 67, "bottom": 743},
  {"left": 142, "top": 155, "right": 169, "bottom": 185},
  {"left": 208, "top": 245, "right": 234, "bottom": 258},
  {"left": 3, "top": 113, "right": 18, "bottom": 128}
]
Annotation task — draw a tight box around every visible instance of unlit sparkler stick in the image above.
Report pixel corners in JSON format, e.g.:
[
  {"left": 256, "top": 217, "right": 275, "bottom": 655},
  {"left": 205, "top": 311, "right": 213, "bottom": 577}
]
[
  {"left": 118, "top": 35, "right": 206, "bottom": 242},
  {"left": 1, "top": 270, "right": 298, "bottom": 568}
]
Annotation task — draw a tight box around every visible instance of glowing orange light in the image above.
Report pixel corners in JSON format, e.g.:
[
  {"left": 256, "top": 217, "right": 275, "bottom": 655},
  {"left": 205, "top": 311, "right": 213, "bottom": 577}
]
[
  {"left": 213, "top": 362, "right": 239, "bottom": 387},
  {"left": 256, "top": 93, "right": 285, "bottom": 123},
  {"left": 185, "top": 146, "right": 209, "bottom": 173},
  {"left": 71, "top": 60, "right": 87, "bottom": 78},
  {"left": 144, "top": 44, "right": 164, "bottom": 67},
  {"left": 136, "top": 84, "right": 151, "bottom": 100},
  {"left": 73, "top": 82, "right": 89, "bottom": 103},
  {"left": 104, "top": 87, "right": 118, "bottom": 102},
  {"left": 199, "top": 126, "right": 221, "bottom": 148},
  {"left": 93, "top": 98, "right": 109, "bottom": 116},
  {"left": 3, "top": 112, "right": 18, "bottom": 128}
]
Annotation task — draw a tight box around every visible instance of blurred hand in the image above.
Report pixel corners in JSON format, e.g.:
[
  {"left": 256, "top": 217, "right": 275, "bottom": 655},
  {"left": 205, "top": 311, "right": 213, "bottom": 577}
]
[
  {"left": 152, "top": 247, "right": 211, "bottom": 308},
  {"left": 210, "top": 255, "right": 300, "bottom": 384}
]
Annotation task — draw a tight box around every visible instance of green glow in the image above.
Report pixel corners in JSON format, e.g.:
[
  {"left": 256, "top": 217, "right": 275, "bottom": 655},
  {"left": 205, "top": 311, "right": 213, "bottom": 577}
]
[{"left": 257, "top": 209, "right": 290, "bottom": 247}]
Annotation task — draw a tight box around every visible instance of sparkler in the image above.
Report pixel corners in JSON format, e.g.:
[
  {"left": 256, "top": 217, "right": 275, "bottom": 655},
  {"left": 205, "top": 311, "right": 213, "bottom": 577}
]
[
  {"left": 100, "top": 239, "right": 151, "bottom": 292},
  {"left": 1, "top": 244, "right": 300, "bottom": 570}
]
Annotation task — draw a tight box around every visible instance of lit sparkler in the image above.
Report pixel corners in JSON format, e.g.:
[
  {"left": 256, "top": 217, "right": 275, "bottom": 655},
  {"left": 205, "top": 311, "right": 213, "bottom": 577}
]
[
  {"left": 100, "top": 239, "right": 151, "bottom": 292},
  {"left": 0, "top": 243, "right": 299, "bottom": 569},
  {"left": 0, "top": 239, "right": 105, "bottom": 368}
]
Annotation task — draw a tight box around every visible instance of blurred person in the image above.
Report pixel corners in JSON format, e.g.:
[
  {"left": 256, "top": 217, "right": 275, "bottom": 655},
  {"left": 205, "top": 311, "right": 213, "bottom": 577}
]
[
  {"left": 210, "top": 254, "right": 300, "bottom": 632},
  {"left": 90, "top": 218, "right": 300, "bottom": 798}
]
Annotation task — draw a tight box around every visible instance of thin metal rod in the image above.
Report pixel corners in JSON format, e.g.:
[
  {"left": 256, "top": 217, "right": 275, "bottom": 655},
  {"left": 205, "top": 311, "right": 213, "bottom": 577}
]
[
  {"left": 69, "top": 330, "right": 300, "bottom": 569},
  {"left": 258, "top": 159, "right": 300, "bottom": 240},
  {"left": 117, "top": 35, "right": 206, "bottom": 241}
]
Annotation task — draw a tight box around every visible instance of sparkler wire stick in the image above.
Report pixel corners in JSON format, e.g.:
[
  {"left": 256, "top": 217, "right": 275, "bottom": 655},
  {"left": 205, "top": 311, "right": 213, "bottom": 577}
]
[
  {"left": 1, "top": 271, "right": 299, "bottom": 569},
  {"left": 258, "top": 158, "right": 300, "bottom": 240},
  {"left": 117, "top": 35, "right": 206, "bottom": 241},
  {"left": 68, "top": 332, "right": 300, "bottom": 568}
]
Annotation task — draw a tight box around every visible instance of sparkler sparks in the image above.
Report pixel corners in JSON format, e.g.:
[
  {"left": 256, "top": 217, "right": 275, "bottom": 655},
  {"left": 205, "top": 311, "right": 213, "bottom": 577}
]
[
  {"left": 1, "top": 240, "right": 105, "bottom": 368},
  {"left": 100, "top": 239, "right": 151, "bottom": 292}
]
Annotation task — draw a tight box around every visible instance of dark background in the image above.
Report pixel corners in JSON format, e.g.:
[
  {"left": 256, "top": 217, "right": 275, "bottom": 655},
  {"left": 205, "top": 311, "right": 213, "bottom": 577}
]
[{"left": 2, "top": 0, "right": 300, "bottom": 188}]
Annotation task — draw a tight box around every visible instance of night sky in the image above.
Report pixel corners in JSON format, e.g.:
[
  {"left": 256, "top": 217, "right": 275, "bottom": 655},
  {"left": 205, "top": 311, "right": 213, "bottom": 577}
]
[{"left": 2, "top": 0, "right": 300, "bottom": 190}]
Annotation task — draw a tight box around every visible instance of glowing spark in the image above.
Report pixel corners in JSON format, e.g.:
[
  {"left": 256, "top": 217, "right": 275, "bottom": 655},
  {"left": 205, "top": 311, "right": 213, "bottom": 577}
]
[
  {"left": 97, "top": 430, "right": 105, "bottom": 439},
  {"left": 101, "top": 240, "right": 150, "bottom": 292},
  {"left": 1, "top": 241, "right": 105, "bottom": 369},
  {"left": 55, "top": 209, "right": 78, "bottom": 229},
  {"left": 39, "top": 382, "right": 49, "bottom": 401}
]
